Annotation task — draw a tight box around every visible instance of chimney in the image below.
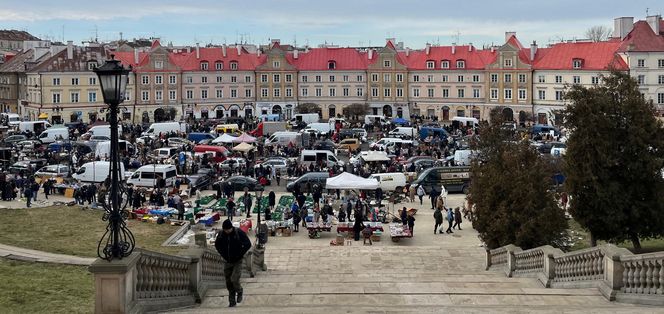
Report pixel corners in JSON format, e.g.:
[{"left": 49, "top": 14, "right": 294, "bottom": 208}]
[
  {"left": 186, "top": 46, "right": 191, "bottom": 53},
  {"left": 468, "top": 44, "right": 473, "bottom": 52},
  {"left": 613, "top": 17, "right": 634, "bottom": 39},
  {"left": 294, "top": 49, "right": 299, "bottom": 59},
  {"left": 490, "top": 46, "right": 495, "bottom": 53},
  {"left": 452, "top": 44, "right": 456, "bottom": 55},
  {"left": 505, "top": 32, "right": 516, "bottom": 41},
  {"left": 222, "top": 44, "right": 227, "bottom": 57},
  {"left": 133, "top": 48, "right": 139, "bottom": 64},
  {"left": 195, "top": 43, "right": 200, "bottom": 59},
  {"left": 530, "top": 41, "right": 537, "bottom": 61},
  {"left": 425, "top": 43, "right": 431, "bottom": 55},
  {"left": 66, "top": 41, "right": 73, "bottom": 60},
  {"left": 368, "top": 49, "right": 373, "bottom": 60},
  {"left": 236, "top": 45, "right": 241, "bottom": 55},
  {"left": 405, "top": 47, "right": 410, "bottom": 56},
  {"left": 646, "top": 15, "right": 661, "bottom": 35}
]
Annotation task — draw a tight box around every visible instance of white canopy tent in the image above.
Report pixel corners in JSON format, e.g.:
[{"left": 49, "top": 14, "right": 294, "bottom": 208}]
[
  {"left": 361, "top": 151, "right": 390, "bottom": 162},
  {"left": 213, "top": 133, "right": 237, "bottom": 144},
  {"left": 325, "top": 172, "right": 379, "bottom": 190}
]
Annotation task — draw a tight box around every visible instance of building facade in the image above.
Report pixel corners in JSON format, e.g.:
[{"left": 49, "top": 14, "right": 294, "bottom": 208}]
[
  {"left": 255, "top": 41, "right": 298, "bottom": 120},
  {"left": 366, "top": 40, "right": 410, "bottom": 118}
]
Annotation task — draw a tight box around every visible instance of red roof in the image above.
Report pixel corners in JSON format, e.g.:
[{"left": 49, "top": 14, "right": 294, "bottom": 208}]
[
  {"left": 505, "top": 35, "right": 532, "bottom": 64},
  {"left": 291, "top": 47, "right": 368, "bottom": 70},
  {"left": 178, "top": 46, "right": 259, "bottom": 71},
  {"left": 401, "top": 45, "right": 495, "bottom": 70},
  {"left": 618, "top": 21, "right": 664, "bottom": 52},
  {"left": 533, "top": 41, "right": 627, "bottom": 70}
]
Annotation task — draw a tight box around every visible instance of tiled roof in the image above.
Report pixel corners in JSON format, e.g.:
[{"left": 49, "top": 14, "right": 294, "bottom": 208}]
[
  {"left": 291, "top": 47, "right": 368, "bottom": 70},
  {"left": 534, "top": 41, "right": 627, "bottom": 70},
  {"left": 0, "top": 30, "right": 40, "bottom": 41},
  {"left": 401, "top": 45, "right": 495, "bottom": 70},
  {"left": 0, "top": 49, "right": 32, "bottom": 72},
  {"left": 29, "top": 46, "right": 106, "bottom": 72},
  {"left": 505, "top": 35, "right": 532, "bottom": 64},
  {"left": 178, "top": 46, "right": 259, "bottom": 71},
  {"left": 618, "top": 21, "right": 664, "bottom": 52}
]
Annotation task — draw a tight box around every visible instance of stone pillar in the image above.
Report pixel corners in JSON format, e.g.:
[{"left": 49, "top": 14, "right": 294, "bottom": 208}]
[
  {"left": 88, "top": 253, "right": 141, "bottom": 314},
  {"left": 485, "top": 249, "right": 491, "bottom": 271},
  {"left": 179, "top": 248, "right": 204, "bottom": 302},
  {"left": 540, "top": 247, "right": 563, "bottom": 288},
  {"left": 600, "top": 245, "right": 633, "bottom": 301},
  {"left": 506, "top": 245, "right": 522, "bottom": 278}
]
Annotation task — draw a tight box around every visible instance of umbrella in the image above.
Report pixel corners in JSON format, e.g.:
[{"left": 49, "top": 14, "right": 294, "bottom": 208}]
[
  {"left": 233, "top": 133, "right": 257, "bottom": 143},
  {"left": 392, "top": 117, "right": 407, "bottom": 125},
  {"left": 232, "top": 142, "right": 255, "bottom": 152},
  {"left": 213, "top": 133, "right": 237, "bottom": 144}
]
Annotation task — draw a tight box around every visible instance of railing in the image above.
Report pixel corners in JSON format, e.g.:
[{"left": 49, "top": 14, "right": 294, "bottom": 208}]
[
  {"left": 201, "top": 249, "right": 225, "bottom": 282},
  {"left": 135, "top": 250, "right": 193, "bottom": 300},
  {"left": 486, "top": 243, "right": 664, "bottom": 306}
]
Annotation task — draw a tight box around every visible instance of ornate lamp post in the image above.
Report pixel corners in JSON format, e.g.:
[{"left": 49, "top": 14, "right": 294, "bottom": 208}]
[
  {"left": 254, "top": 189, "right": 266, "bottom": 247},
  {"left": 94, "top": 55, "right": 135, "bottom": 260}
]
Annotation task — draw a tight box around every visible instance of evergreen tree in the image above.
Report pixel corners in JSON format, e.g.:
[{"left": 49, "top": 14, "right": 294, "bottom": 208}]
[
  {"left": 563, "top": 71, "right": 664, "bottom": 251},
  {"left": 470, "top": 110, "right": 567, "bottom": 249}
]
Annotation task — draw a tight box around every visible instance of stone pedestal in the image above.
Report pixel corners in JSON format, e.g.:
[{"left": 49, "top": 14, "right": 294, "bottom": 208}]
[{"left": 88, "top": 253, "right": 140, "bottom": 314}]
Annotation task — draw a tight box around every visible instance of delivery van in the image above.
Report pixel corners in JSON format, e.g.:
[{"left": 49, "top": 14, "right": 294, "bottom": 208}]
[
  {"left": 88, "top": 125, "right": 123, "bottom": 137},
  {"left": 300, "top": 150, "right": 344, "bottom": 168},
  {"left": 214, "top": 123, "right": 240, "bottom": 134},
  {"left": 364, "top": 115, "right": 389, "bottom": 126},
  {"left": 412, "top": 166, "right": 471, "bottom": 194},
  {"left": 388, "top": 127, "right": 416, "bottom": 139},
  {"left": 19, "top": 121, "right": 52, "bottom": 134},
  {"left": 38, "top": 128, "right": 69, "bottom": 144},
  {"left": 369, "top": 173, "right": 407, "bottom": 192},
  {"left": 126, "top": 164, "right": 178, "bottom": 187},
  {"left": 1, "top": 113, "right": 20, "bottom": 126},
  {"left": 94, "top": 140, "right": 133, "bottom": 159},
  {"left": 142, "top": 122, "right": 188, "bottom": 136},
  {"left": 264, "top": 131, "right": 301, "bottom": 146},
  {"left": 290, "top": 113, "right": 319, "bottom": 127},
  {"left": 73, "top": 161, "right": 126, "bottom": 183}
]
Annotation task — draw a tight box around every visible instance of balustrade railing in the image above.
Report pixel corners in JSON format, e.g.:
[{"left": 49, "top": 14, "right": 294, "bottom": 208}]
[
  {"left": 620, "top": 254, "right": 664, "bottom": 296},
  {"left": 514, "top": 247, "right": 545, "bottom": 275},
  {"left": 135, "top": 250, "right": 193, "bottom": 300},
  {"left": 201, "top": 249, "right": 225, "bottom": 282},
  {"left": 488, "top": 246, "right": 509, "bottom": 269},
  {"left": 553, "top": 247, "right": 604, "bottom": 283}
]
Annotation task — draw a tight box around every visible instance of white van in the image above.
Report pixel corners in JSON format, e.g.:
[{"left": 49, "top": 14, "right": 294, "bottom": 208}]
[
  {"left": 300, "top": 150, "right": 344, "bottom": 168},
  {"left": 73, "top": 161, "right": 126, "bottom": 183},
  {"left": 1, "top": 113, "right": 20, "bottom": 126},
  {"left": 127, "top": 164, "right": 178, "bottom": 187},
  {"left": 302, "top": 122, "right": 331, "bottom": 134},
  {"left": 369, "top": 173, "right": 407, "bottom": 192},
  {"left": 290, "top": 113, "right": 319, "bottom": 126},
  {"left": 454, "top": 150, "right": 475, "bottom": 166},
  {"left": 370, "top": 137, "right": 404, "bottom": 150},
  {"left": 88, "top": 125, "right": 123, "bottom": 137},
  {"left": 385, "top": 139, "right": 414, "bottom": 154},
  {"left": 142, "top": 122, "right": 188, "bottom": 136},
  {"left": 364, "top": 115, "right": 389, "bottom": 126},
  {"left": 18, "top": 121, "right": 52, "bottom": 134},
  {"left": 38, "top": 128, "right": 69, "bottom": 144},
  {"left": 264, "top": 132, "right": 301, "bottom": 146},
  {"left": 388, "top": 127, "right": 416, "bottom": 139},
  {"left": 94, "top": 140, "right": 132, "bottom": 159}
]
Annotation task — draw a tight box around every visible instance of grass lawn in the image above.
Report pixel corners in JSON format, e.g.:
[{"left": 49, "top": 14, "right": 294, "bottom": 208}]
[
  {"left": 0, "top": 258, "right": 93, "bottom": 314},
  {"left": 568, "top": 219, "right": 664, "bottom": 253},
  {"left": 0, "top": 205, "right": 183, "bottom": 257}
]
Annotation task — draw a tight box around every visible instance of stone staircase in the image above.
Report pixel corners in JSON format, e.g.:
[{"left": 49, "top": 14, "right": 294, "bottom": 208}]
[{"left": 163, "top": 244, "right": 659, "bottom": 313}]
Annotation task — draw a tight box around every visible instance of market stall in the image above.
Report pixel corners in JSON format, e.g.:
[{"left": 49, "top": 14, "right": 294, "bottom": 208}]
[{"left": 389, "top": 223, "right": 413, "bottom": 242}]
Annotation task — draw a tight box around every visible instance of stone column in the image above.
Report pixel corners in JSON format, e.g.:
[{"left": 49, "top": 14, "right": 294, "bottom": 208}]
[
  {"left": 179, "top": 248, "right": 205, "bottom": 302},
  {"left": 88, "top": 252, "right": 141, "bottom": 314},
  {"left": 600, "top": 244, "right": 633, "bottom": 301}
]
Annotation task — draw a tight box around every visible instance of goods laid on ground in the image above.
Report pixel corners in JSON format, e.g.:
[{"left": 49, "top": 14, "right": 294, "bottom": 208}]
[
  {"left": 389, "top": 223, "right": 412, "bottom": 242},
  {"left": 336, "top": 221, "right": 384, "bottom": 233},
  {"left": 306, "top": 221, "right": 332, "bottom": 238}
]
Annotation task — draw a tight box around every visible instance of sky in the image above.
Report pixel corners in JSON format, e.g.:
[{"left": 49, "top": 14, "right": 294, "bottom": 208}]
[{"left": 0, "top": 0, "right": 662, "bottom": 49}]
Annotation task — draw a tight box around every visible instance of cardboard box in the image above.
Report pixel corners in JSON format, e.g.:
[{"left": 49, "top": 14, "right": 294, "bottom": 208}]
[{"left": 282, "top": 228, "right": 292, "bottom": 237}]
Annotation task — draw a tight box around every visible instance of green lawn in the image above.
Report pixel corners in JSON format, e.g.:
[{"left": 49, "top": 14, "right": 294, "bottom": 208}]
[
  {"left": 568, "top": 219, "right": 664, "bottom": 253},
  {"left": 0, "top": 206, "right": 183, "bottom": 257},
  {"left": 0, "top": 258, "right": 93, "bottom": 314}
]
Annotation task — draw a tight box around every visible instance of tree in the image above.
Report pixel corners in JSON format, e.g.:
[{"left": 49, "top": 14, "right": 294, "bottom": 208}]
[
  {"left": 295, "top": 103, "right": 321, "bottom": 115},
  {"left": 469, "top": 110, "right": 568, "bottom": 249},
  {"left": 562, "top": 71, "right": 664, "bottom": 251},
  {"left": 343, "top": 103, "right": 369, "bottom": 121},
  {"left": 585, "top": 25, "right": 612, "bottom": 42}
]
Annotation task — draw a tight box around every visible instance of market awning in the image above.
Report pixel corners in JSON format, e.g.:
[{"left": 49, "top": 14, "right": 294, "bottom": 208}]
[
  {"left": 232, "top": 142, "right": 255, "bottom": 152},
  {"left": 361, "top": 152, "right": 390, "bottom": 162},
  {"left": 233, "top": 133, "right": 257, "bottom": 143},
  {"left": 325, "top": 172, "right": 379, "bottom": 190},
  {"left": 38, "top": 112, "right": 48, "bottom": 119},
  {"left": 212, "top": 133, "right": 238, "bottom": 144}
]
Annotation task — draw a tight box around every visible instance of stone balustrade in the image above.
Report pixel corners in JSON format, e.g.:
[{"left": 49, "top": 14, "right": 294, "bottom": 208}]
[
  {"left": 134, "top": 250, "right": 193, "bottom": 300},
  {"left": 486, "top": 243, "right": 664, "bottom": 306}
]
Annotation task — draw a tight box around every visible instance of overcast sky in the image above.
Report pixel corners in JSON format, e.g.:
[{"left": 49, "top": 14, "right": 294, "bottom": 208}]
[{"left": 1, "top": 0, "right": 661, "bottom": 48}]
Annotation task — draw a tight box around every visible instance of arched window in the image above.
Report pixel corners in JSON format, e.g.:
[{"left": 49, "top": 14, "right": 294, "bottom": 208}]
[
  {"left": 215, "top": 61, "right": 223, "bottom": 70},
  {"left": 441, "top": 60, "right": 450, "bottom": 69},
  {"left": 328, "top": 60, "right": 336, "bottom": 70},
  {"left": 230, "top": 61, "right": 238, "bottom": 70},
  {"left": 426, "top": 60, "right": 435, "bottom": 69}
]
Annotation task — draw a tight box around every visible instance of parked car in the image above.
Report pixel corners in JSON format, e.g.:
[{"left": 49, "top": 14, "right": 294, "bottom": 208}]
[
  {"left": 2, "top": 134, "right": 28, "bottom": 146},
  {"left": 254, "top": 158, "right": 288, "bottom": 171},
  {"left": 34, "top": 164, "right": 71, "bottom": 178},
  {"left": 213, "top": 176, "right": 264, "bottom": 191},
  {"left": 183, "top": 173, "right": 213, "bottom": 191},
  {"left": 410, "top": 158, "right": 436, "bottom": 171},
  {"left": 89, "top": 135, "right": 111, "bottom": 142},
  {"left": 16, "top": 140, "right": 41, "bottom": 150},
  {"left": 166, "top": 137, "right": 191, "bottom": 148},
  {"left": 8, "top": 159, "right": 48, "bottom": 176},
  {"left": 47, "top": 141, "right": 72, "bottom": 152},
  {"left": 336, "top": 138, "right": 361, "bottom": 152},
  {"left": 314, "top": 139, "right": 337, "bottom": 153},
  {"left": 351, "top": 128, "right": 368, "bottom": 142},
  {"left": 219, "top": 158, "right": 247, "bottom": 171}
]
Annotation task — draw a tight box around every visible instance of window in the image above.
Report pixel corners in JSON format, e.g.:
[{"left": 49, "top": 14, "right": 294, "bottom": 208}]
[
  {"left": 316, "top": 75, "right": 322, "bottom": 83},
  {"left": 53, "top": 78, "right": 60, "bottom": 85},
  {"left": 356, "top": 88, "right": 363, "bottom": 97},
  {"left": 384, "top": 88, "right": 391, "bottom": 97},
  {"left": 329, "top": 88, "right": 336, "bottom": 97},
  {"left": 273, "top": 61, "right": 280, "bottom": 68},
  {"left": 273, "top": 74, "right": 280, "bottom": 83},
  {"left": 230, "top": 62, "right": 238, "bottom": 70},
  {"left": 155, "top": 90, "right": 163, "bottom": 101},
  {"left": 638, "top": 75, "right": 646, "bottom": 85},
  {"left": 155, "top": 61, "right": 163, "bottom": 69},
  {"left": 215, "top": 62, "right": 223, "bottom": 70},
  {"left": 286, "top": 74, "right": 292, "bottom": 82},
  {"left": 538, "top": 75, "right": 545, "bottom": 83},
  {"left": 518, "top": 89, "right": 527, "bottom": 100},
  {"left": 302, "top": 75, "right": 308, "bottom": 83},
  {"left": 504, "top": 74, "right": 512, "bottom": 83},
  {"left": 490, "top": 74, "right": 498, "bottom": 83},
  {"left": 456, "top": 60, "right": 465, "bottom": 68},
  {"left": 357, "top": 75, "right": 363, "bottom": 82},
  {"left": 441, "top": 60, "right": 449, "bottom": 68},
  {"left": 458, "top": 75, "right": 465, "bottom": 82},
  {"left": 230, "top": 89, "right": 237, "bottom": 98},
  {"left": 315, "top": 88, "right": 322, "bottom": 97},
  {"left": 659, "top": 75, "right": 664, "bottom": 85},
  {"left": 216, "top": 76, "right": 223, "bottom": 83},
  {"left": 200, "top": 90, "right": 208, "bottom": 99},
  {"left": 573, "top": 76, "right": 580, "bottom": 84},
  {"left": 555, "top": 76, "right": 562, "bottom": 84},
  {"left": 396, "top": 74, "right": 404, "bottom": 82},
  {"left": 412, "top": 88, "right": 420, "bottom": 97},
  {"left": 384, "top": 60, "right": 391, "bottom": 67},
  {"left": 301, "top": 88, "right": 308, "bottom": 97},
  {"left": 396, "top": 88, "right": 403, "bottom": 97},
  {"left": 169, "top": 90, "right": 176, "bottom": 100},
  {"left": 518, "top": 74, "right": 526, "bottom": 83},
  {"left": 70, "top": 92, "right": 79, "bottom": 103},
  {"left": 371, "top": 74, "right": 378, "bottom": 82},
  {"left": 273, "top": 88, "right": 280, "bottom": 97},
  {"left": 261, "top": 74, "right": 268, "bottom": 83},
  {"left": 216, "top": 89, "right": 223, "bottom": 98},
  {"left": 71, "top": 78, "right": 79, "bottom": 85},
  {"left": 504, "top": 89, "right": 512, "bottom": 99},
  {"left": 343, "top": 88, "right": 349, "bottom": 96},
  {"left": 427, "top": 75, "right": 434, "bottom": 82},
  {"left": 592, "top": 76, "right": 599, "bottom": 85},
  {"left": 659, "top": 93, "right": 664, "bottom": 104},
  {"left": 186, "top": 90, "right": 193, "bottom": 99},
  {"left": 472, "top": 75, "right": 480, "bottom": 82},
  {"left": 490, "top": 89, "right": 498, "bottom": 99},
  {"left": 572, "top": 59, "right": 582, "bottom": 69},
  {"left": 142, "top": 91, "right": 149, "bottom": 101},
  {"left": 442, "top": 75, "right": 448, "bottom": 82},
  {"left": 156, "top": 75, "right": 165, "bottom": 85},
  {"left": 261, "top": 88, "right": 268, "bottom": 98},
  {"left": 458, "top": 89, "right": 465, "bottom": 98},
  {"left": 442, "top": 89, "right": 449, "bottom": 98},
  {"left": 384, "top": 74, "right": 391, "bottom": 82},
  {"left": 245, "top": 89, "right": 252, "bottom": 98},
  {"left": 169, "top": 75, "right": 176, "bottom": 84},
  {"left": 88, "top": 92, "right": 97, "bottom": 102},
  {"left": 286, "top": 88, "right": 294, "bottom": 98},
  {"left": 659, "top": 59, "right": 664, "bottom": 68},
  {"left": 555, "top": 90, "right": 564, "bottom": 101},
  {"left": 202, "top": 76, "right": 208, "bottom": 83},
  {"left": 245, "top": 76, "right": 251, "bottom": 83},
  {"left": 89, "top": 77, "right": 96, "bottom": 85},
  {"left": 329, "top": 75, "right": 335, "bottom": 82},
  {"left": 473, "top": 89, "right": 480, "bottom": 98},
  {"left": 52, "top": 93, "right": 60, "bottom": 103},
  {"left": 413, "top": 75, "right": 420, "bottom": 82},
  {"left": 538, "top": 90, "right": 546, "bottom": 100},
  {"left": 423, "top": 61, "right": 434, "bottom": 69},
  {"left": 200, "top": 62, "right": 208, "bottom": 70},
  {"left": 637, "top": 59, "right": 645, "bottom": 67},
  {"left": 328, "top": 61, "right": 336, "bottom": 70},
  {"left": 504, "top": 59, "right": 513, "bottom": 67},
  {"left": 427, "top": 88, "right": 434, "bottom": 98},
  {"left": 372, "top": 88, "right": 378, "bottom": 97},
  {"left": 186, "top": 76, "right": 193, "bottom": 83}
]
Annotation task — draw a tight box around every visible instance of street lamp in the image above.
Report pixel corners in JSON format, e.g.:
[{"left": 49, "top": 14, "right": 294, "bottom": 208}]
[
  {"left": 94, "top": 55, "right": 135, "bottom": 261},
  {"left": 254, "top": 189, "right": 266, "bottom": 247}
]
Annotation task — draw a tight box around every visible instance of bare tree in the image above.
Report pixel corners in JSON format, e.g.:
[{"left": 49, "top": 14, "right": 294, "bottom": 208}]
[
  {"left": 585, "top": 25, "right": 612, "bottom": 42},
  {"left": 295, "top": 103, "right": 322, "bottom": 115}
]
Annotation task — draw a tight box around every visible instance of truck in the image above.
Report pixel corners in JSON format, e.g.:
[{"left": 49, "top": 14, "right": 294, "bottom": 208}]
[
  {"left": 364, "top": 115, "right": 389, "bottom": 126},
  {"left": 290, "top": 113, "right": 319, "bottom": 127},
  {"left": 18, "top": 121, "right": 52, "bottom": 135},
  {"left": 0, "top": 113, "right": 20, "bottom": 127},
  {"left": 249, "top": 121, "right": 287, "bottom": 137}
]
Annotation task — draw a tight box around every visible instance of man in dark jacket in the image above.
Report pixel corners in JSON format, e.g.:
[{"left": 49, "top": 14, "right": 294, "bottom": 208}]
[
  {"left": 243, "top": 191, "right": 252, "bottom": 218},
  {"left": 215, "top": 219, "right": 252, "bottom": 307}
]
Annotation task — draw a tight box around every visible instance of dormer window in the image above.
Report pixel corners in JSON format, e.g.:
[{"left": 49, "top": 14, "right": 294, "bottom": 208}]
[
  {"left": 200, "top": 62, "right": 209, "bottom": 71},
  {"left": 273, "top": 61, "right": 280, "bottom": 68},
  {"left": 426, "top": 60, "right": 435, "bottom": 69},
  {"left": 87, "top": 61, "right": 98, "bottom": 71},
  {"left": 230, "top": 61, "right": 238, "bottom": 70},
  {"left": 384, "top": 60, "right": 391, "bottom": 67},
  {"left": 504, "top": 58, "right": 513, "bottom": 67},
  {"left": 215, "top": 61, "right": 223, "bottom": 70},
  {"left": 572, "top": 59, "right": 583, "bottom": 69},
  {"left": 328, "top": 60, "right": 336, "bottom": 70},
  {"left": 155, "top": 61, "right": 163, "bottom": 69},
  {"left": 456, "top": 60, "right": 465, "bottom": 68},
  {"left": 441, "top": 60, "right": 450, "bottom": 69}
]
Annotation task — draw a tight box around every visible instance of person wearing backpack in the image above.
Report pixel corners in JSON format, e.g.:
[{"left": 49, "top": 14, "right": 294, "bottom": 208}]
[{"left": 433, "top": 207, "right": 444, "bottom": 234}]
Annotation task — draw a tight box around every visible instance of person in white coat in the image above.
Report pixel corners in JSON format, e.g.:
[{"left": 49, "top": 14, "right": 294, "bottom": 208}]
[{"left": 440, "top": 185, "right": 448, "bottom": 208}]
